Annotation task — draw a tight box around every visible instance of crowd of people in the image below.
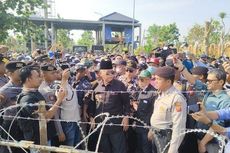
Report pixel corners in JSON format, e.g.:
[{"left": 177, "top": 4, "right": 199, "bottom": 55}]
[{"left": 0, "top": 44, "right": 230, "bottom": 153}]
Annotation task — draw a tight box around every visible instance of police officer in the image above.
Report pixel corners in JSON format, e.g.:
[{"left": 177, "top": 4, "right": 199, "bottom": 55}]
[
  {"left": 149, "top": 66, "right": 187, "bottom": 153},
  {"left": 39, "top": 63, "right": 65, "bottom": 146},
  {"left": 17, "top": 65, "right": 66, "bottom": 146},
  {"left": 133, "top": 70, "right": 157, "bottom": 153},
  {"left": 0, "top": 55, "right": 9, "bottom": 88},
  {"left": 0, "top": 61, "right": 26, "bottom": 153}
]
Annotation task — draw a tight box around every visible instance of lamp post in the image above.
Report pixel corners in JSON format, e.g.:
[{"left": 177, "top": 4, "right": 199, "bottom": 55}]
[{"left": 132, "top": 0, "right": 136, "bottom": 55}]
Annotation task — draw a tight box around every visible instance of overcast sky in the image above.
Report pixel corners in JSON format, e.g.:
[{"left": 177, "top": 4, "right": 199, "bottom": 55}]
[{"left": 54, "top": 0, "right": 230, "bottom": 39}]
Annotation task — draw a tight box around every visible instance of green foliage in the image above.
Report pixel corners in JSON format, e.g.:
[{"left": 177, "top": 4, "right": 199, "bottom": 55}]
[
  {"left": 187, "top": 24, "right": 205, "bottom": 45},
  {"left": 186, "top": 20, "right": 224, "bottom": 46},
  {"left": 145, "top": 23, "right": 180, "bottom": 52},
  {"left": 0, "top": 0, "right": 45, "bottom": 43},
  {"left": 219, "top": 12, "right": 227, "bottom": 20},
  {"left": 5, "top": 35, "right": 27, "bottom": 52},
  {"left": 57, "top": 29, "right": 75, "bottom": 50},
  {"left": 77, "top": 31, "right": 94, "bottom": 49},
  {"left": 209, "top": 20, "right": 222, "bottom": 44}
]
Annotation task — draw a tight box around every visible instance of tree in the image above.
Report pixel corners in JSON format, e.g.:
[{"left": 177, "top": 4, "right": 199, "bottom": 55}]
[
  {"left": 0, "top": 0, "right": 45, "bottom": 43},
  {"left": 187, "top": 24, "right": 205, "bottom": 46},
  {"left": 77, "top": 31, "right": 94, "bottom": 49},
  {"left": 219, "top": 12, "right": 227, "bottom": 55},
  {"left": 57, "top": 29, "right": 75, "bottom": 50},
  {"left": 145, "top": 23, "right": 180, "bottom": 52},
  {"left": 186, "top": 19, "right": 225, "bottom": 55},
  {"left": 5, "top": 35, "right": 27, "bottom": 52}
]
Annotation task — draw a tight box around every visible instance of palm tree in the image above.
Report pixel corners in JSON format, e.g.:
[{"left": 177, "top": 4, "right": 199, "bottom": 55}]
[{"left": 219, "top": 12, "right": 226, "bottom": 56}]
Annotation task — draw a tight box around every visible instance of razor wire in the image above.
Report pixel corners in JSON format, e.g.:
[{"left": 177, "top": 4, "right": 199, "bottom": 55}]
[{"left": 0, "top": 102, "right": 228, "bottom": 153}]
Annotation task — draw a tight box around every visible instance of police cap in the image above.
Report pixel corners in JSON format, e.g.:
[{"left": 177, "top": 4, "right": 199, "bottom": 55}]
[
  {"left": 5, "top": 61, "right": 26, "bottom": 71},
  {"left": 40, "top": 64, "right": 57, "bottom": 71}
]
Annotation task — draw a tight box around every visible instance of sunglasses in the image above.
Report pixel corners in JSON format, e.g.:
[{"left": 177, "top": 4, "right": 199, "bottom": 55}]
[
  {"left": 207, "top": 79, "right": 219, "bottom": 84},
  {"left": 126, "top": 69, "right": 134, "bottom": 73},
  {"left": 138, "top": 78, "right": 145, "bottom": 82},
  {"left": 106, "top": 70, "right": 115, "bottom": 75}
]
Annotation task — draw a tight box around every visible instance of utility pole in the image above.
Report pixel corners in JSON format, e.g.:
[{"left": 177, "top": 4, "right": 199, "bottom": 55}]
[
  {"left": 131, "top": 0, "right": 136, "bottom": 55},
  {"left": 44, "top": 0, "right": 48, "bottom": 51}
]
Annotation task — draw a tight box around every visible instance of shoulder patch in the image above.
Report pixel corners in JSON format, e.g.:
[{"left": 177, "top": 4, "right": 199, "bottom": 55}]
[{"left": 174, "top": 102, "right": 182, "bottom": 112}]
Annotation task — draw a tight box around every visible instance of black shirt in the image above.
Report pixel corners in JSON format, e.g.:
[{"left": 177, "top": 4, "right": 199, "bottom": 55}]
[
  {"left": 94, "top": 79, "right": 130, "bottom": 116},
  {"left": 17, "top": 90, "right": 56, "bottom": 144},
  {"left": 134, "top": 84, "right": 157, "bottom": 131},
  {"left": 94, "top": 79, "right": 131, "bottom": 133}
]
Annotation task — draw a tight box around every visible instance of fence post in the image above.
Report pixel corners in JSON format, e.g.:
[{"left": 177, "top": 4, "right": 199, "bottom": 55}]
[{"left": 38, "top": 100, "right": 48, "bottom": 153}]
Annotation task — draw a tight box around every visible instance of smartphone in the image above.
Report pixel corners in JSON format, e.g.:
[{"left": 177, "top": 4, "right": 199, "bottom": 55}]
[
  {"left": 60, "top": 64, "right": 69, "bottom": 70},
  {"left": 187, "top": 104, "right": 200, "bottom": 114}
]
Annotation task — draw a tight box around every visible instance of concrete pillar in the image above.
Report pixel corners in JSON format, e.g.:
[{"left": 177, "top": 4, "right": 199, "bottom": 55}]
[
  {"left": 51, "top": 22, "right": 56, "bottom": 44},
  {"left": 139, "top": 24, "right": 142, "bottom": 45},
  {"left": 96, "top": 31, "right": 99, "bottom": 45},
  {"left": 102, "top": 23, "right": 105, "bottom": 46},
  {"left": 44, "top": 0, "right": 48, "bottom": 51}
]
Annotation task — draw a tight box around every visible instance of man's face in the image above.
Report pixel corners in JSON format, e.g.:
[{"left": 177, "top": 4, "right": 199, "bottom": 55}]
[
  {"left": 55, "top": 69, "right": 62, "bottom": 80},
  {"left": 138, "top": 77, "right": 150, "bottom": 89},
  {"left": 115, "top": 56, "right": 123, "bottom": 62},
  {"left": 207, "top": 73, "right": 223, "bottom": 91},
  {"left": 29, "top": 70, "right": 43, "bottom": 88},
  {"left": 125, "top": 68, "right": 136, "bottom": 78},
  {"left": 100, "top": 69, "right": 115, "bottom": 83},
  {"left": 154, "top": 75, "right": 170, "bottom": 90},
  {"left": 116, "top": 65, "right": 126, "bottom": 74},
  {"left": 139, "top": 58, "right": 146, "bottom": 64},
  {"left": 0, "top": 63, "right": 6, "bottom": 74},
  {"left": 42, "top": 70, "right": 57, "bottom": 82},
  {"left": 10, "top": 69, "right": 21, "bottom": 82},
  {"left": 75, "top": 69, "right": 86, "bottom": 80}
]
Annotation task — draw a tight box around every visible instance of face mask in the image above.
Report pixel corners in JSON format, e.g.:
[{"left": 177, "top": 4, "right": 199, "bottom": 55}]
[
  {"left": 139, "top": 60, "right": 145, "bottom": 64},
  {"left": 116, "top": 67, "right": 122, "bottom": 74}
]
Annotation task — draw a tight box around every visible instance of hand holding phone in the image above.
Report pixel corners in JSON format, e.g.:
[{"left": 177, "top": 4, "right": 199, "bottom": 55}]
[{"left": 188, "top": 103, "right": 200, "bottom": 114}]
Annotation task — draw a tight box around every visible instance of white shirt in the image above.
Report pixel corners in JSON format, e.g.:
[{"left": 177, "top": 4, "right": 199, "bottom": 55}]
[{"left": 60, "top": 83, "right": 81, "bottom": 122}]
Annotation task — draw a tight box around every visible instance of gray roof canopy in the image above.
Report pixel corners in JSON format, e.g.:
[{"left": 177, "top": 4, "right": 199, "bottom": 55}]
[{"left": 99, "top": 12, "right": 139, "bottom": 23}]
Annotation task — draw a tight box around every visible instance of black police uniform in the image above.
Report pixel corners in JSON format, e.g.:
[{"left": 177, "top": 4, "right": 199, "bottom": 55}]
[
  {"left": 0, "top": 81, "right": 24, "bottom": 153},
  {"left": 0, "top": 61, "right": 26, "bottom": 153}
]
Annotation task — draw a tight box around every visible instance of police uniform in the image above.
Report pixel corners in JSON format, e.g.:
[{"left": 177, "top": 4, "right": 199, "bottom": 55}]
[
  {"left": 0, "top": 75, "right": 9, "bottom": 88},
  {"left": 150, "top": 67, "right": 187, "bottom": 153},
  {"left": 38, "top": 64, "right": 63, "bottom": 146},
  {"left": 0, "top": 61, "right": 25, "bottom": 153},
  {"left": 0, "top": 55, "right": 9, "bottom": 88}
]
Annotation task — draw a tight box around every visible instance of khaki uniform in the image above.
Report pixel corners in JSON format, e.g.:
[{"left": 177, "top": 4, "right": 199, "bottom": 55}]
[
  {"left": 39, "top": 81, "right": 63, "bottom": 136},
  {"left": 150, "top": 86, "right": 187, "bottom": 153}
]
